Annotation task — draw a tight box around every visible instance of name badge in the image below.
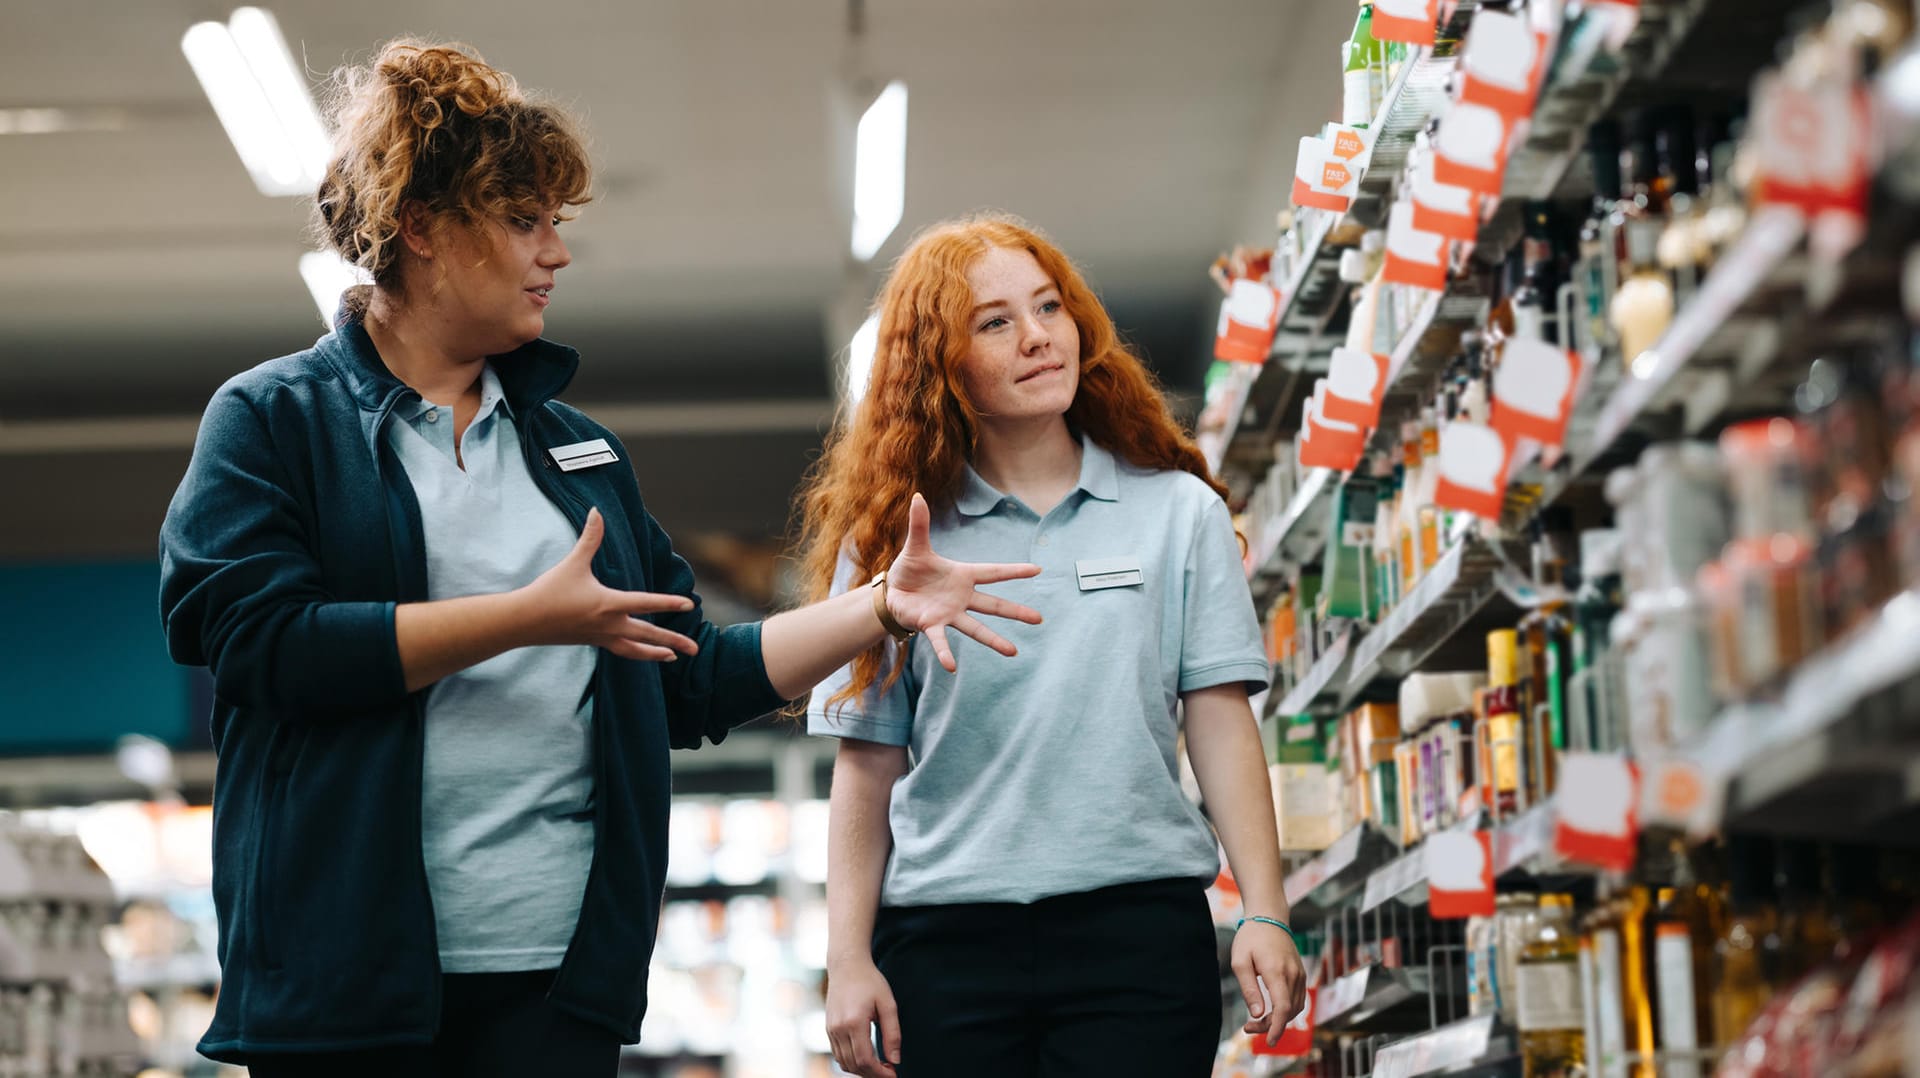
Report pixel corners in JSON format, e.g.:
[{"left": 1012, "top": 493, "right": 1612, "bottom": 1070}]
[
  {"left": 1076, "top": 556, "right": 1144, "bottom": 592},
  {"left": 548, "top": 438, "right": 620, "bottom": 472}
]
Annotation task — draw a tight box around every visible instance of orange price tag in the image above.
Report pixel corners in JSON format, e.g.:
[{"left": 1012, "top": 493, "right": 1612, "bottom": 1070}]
[
  {"left": 1426, "top": 830, "right": 1496, "bottom": 919},
  {"left": 1214, "top": 280, "right": 1281, "bottom": 364},
  {"left": 1432, "top": 421, "right": 1514, "bottom": 520},
  {"left": 1553, "top": 752, "right": 1639, "bottom": 872},
  {"left": 1490, "top": 338, "right": 1583, "bottom": 448},
  {"left": 1372, "top": 0, "right": 1439, "bottom": 45}
]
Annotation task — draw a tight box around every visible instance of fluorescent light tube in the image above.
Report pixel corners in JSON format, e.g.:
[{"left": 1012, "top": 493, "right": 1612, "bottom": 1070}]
[
  {"left": 298, "top": 251, "right": 371, "bottom": 328},
  {"left": 227, "top": 8, "right": 331, "bottom": 183},
  {"left": 850, "top": 81, "right": 908, "bottom": 262},
  {"left": 182, "top": 8, "right": 328, "bottom": 197},
  {"left": 845, "top": 313, "right": 880, "bottom": 406}
]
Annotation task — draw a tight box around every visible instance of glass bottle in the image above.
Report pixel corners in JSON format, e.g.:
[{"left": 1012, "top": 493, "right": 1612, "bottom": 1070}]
[
  {"left": 1399, "top": 420, "right": 1423, "bottom": 593},
  {"left": 1583, "top": 878, "right": 1631, "bottom": 1078},
  {"left": 1617, "top": 883, "right": 1659, "bottom": 1078},
  {"left": 1343, "top": 5, "right": 1383, "bottom": 130},
  {"left": 1773, "top": 840, "right": 1838, "bottom": 982},
  {"left": 1609, "top": 216, "right": 1675, "bottom": 373},
  {"left": 1579, "top": 121, "right": 1626, "bottom": 362},
  {"left": 1654, "top": 843, "right": 1724, "bottom": 1078},
  {"left": 1520, "top": 893, "right": 1587, "bottom": 1078},
  {"left": 1713, "top": 837, "right": 1779, "bottom": 1047},
  {"left": 1518, "top": 515, "right": 1574, "bottom": 803},
  {"left": 1482, "top": 629, "right": 1526, "bottom": 816},
  {"left": 1416, "top": 405, "right": 1444, "bottom": 570},
  {"left": 1569, "top": 529, "right": 1624, "bottom": 753}
]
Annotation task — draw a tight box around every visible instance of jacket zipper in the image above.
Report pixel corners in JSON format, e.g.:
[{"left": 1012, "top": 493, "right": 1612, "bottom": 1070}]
[
  {"left": 521, "top": 407, "right": 615, "bottom": 1003},
  {"left": 370, "top": 389, "right": 445, "bottom": 1033}
]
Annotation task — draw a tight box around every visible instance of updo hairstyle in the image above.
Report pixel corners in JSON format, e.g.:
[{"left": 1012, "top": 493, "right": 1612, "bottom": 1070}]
[{"left": 314, "top": 40, "right": 592, "bottom": 316}]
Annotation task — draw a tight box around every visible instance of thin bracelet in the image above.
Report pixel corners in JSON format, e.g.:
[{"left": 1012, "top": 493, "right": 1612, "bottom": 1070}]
[{"left": 1237, "top": 915, "right": 1301, "bottom": 951}]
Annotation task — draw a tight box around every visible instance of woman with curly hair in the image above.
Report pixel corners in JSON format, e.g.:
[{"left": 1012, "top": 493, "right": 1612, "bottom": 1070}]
[
  {"left": 801, "top": 215, "right": 1307, "bottom": 1078},
  {"left": 158, "top": 42, "right": 1040, "bottom": 1078}
]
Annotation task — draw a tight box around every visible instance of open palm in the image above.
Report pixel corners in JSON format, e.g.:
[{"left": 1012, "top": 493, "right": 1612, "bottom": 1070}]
[{"left": 885, "top": 493, "right": 1043, "bottom": 672}]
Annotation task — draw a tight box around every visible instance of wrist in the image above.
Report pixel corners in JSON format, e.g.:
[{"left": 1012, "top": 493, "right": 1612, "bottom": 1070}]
[
  {"left": 826, "top": 948, "right": 877, "bottom": 973},
  {"left": 501, "top": 585, "right": 548, "bottom": 649},
  {"left": 868, "top": 571, "right": 916, "bottom": 642}
]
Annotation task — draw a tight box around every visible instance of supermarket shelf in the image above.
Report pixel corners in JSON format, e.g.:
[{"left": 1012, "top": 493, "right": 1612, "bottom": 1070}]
[
  {"left": 1361, "top": 46, "right": 1459, "bottom": 200},
  {"left": 1360, "top": 843, "right": 1431, "bottom": 914},
  {"left": 1345, "top": 537, "right": 1521, "bottom": 697},
  {"left": 1218, "top": 46, "right": 1466, "bottom": 482},
  {"left": 1316, "top": 962, "right": 1434, "bottom": 1033},
  {"left": 1370, "top": 291, "right": 1492, "bottom": 457},
  {"left": 1574, "top": 207, "right": 1808, "bottom": 471},
  {"left": 1283, "top": 824, "right": 1399, "bottom": 927},
  {"left": 1695, "top": 590, "right": 1920, "bottom": 841},
  {"left": 1503, "top": 0, "right": 1715, "bottom": 203},
  {"left": 1372, "top": 1015, "right": 1520, "bottom": 1078},
  {"left": 1248, "top": 468, "right": 1338, "bottom": 606},
  {"left": 1271, "top": 625, "right": 1355, "bottom": 718}
]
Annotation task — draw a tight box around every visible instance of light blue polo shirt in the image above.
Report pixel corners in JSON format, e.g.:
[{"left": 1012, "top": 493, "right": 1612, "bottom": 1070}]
[
  {"left": 807, "top": 435, "right": 1270, "bottom": 907},
  {"left": 386, "top": 365, "right": 596, "bottom": 972}
]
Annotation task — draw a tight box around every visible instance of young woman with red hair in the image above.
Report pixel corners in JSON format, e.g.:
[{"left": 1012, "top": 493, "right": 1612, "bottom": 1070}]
[{"left": 801, "top": 215, "right": 1306, "bottom": 1078}]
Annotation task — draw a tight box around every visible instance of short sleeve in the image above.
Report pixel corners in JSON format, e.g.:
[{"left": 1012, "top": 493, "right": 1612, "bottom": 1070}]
[
  {"left": 1178, "top": 495, "right": 1273, "bottom": 695},
  {"left": 805, "top": 550, "right": 915, "bottom": 746}
]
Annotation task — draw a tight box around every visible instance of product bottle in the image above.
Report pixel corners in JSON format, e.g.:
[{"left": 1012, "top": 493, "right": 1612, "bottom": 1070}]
[
  {"left": 1513, "top": 201, "right": 1560, "bottom": 345},
  {"left": 1654, "top": 842, "right": 1724, "bottom": 1078},
  {"left": 1518, "top": 516, "right": 1574, "bottom": 803},
  {"left": 1569, "top": 529, "right": 1624, "bottom": 752},
  {"left": 1375, "top": 471, "right": 1400, "bottom": 618},
  {"left": 1399, "top": 421, "right": 1424, "bottom": 592},
  {"left": 1519, "top": 893, "right": 1587, "bottom": 1078},
  {"left": 1713, "top": 837, "right": 1780, "bottom": 1047},
  {"left": 1483, "top": 630, "right": 1526, "bottom": 815},
  {"left": 1772, "top": 841, "right": 1838, "bottom": 982},
  {"left": 1580, "top": 121, "right": 1626, "bottom": 362},
  {"left": 1416, "top": 404, "right": 1444, "bottom": 568},
  {"left": 1612, "top": 189, "right": 1674, "bottom": 374},
  {"left": 1343, "top": 5, "right": 1383, "bottom": 129},
  {"left": 1617, "top": 883, "right": 1659, "bottom": 1078},
  {"left": 1583, "top": 879, "right": 1631, "bottom": 1078}
]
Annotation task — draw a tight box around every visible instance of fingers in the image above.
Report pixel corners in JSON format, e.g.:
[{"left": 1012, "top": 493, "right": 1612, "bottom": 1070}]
[
  {"left": 950, "top": 614, "right": 1017, "bottom": 658},
  {"left": 925, "top": 624, "right": 958, "bottom": 673},
  {"left": 618, "top": 590, "right": 697, "bottom": 616},
  {"left": 877, "top": 994, "right": 903, "bottom": 1071},
  {"left": 902, "top": 492, "right": 931, "bottom": 555},
  {"left": 626, "top": 619, "right": 699, "bottom": 655},
  {"left": 843, "top": 1021, "right": 891, "bottom": 1078},
  {"left": 604, "top": 639, "right": 681, "bottom": 663},
  {"left": 570, "top": 507, "right": 605, "bottom": 561},
  {"left": 968, "top": 561, "right": 1043, "bottom": 586},
  {"left": 966, "top": 591, "right": 1043, "bottom": 626},
  {"left": 1233, "top": 957, "right": 1267, "bottom": 1023}
]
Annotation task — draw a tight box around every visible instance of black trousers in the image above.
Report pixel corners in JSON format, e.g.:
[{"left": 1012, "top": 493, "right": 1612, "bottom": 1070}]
[
  {"left": 872, "top": 877, "right": 1222, "bottom": 1078},
  {"left": 241, "top": 969, "right": 620, "bottom": 1078}
]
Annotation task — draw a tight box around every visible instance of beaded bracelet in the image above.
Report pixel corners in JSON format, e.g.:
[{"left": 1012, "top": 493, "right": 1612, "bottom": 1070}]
[{"left": 1236, "top": 915, "right": 1301, "bottom": 951}]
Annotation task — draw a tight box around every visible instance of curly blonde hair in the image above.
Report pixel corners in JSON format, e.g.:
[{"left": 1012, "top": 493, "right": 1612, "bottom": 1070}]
[{"left": 314, "top": 40, "right": 592, "bottom": 315}]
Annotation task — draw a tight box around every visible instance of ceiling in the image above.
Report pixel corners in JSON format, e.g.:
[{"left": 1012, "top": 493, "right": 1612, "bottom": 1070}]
[{"left": 0, "top": 0, "right": 1346, "bottom": 582}]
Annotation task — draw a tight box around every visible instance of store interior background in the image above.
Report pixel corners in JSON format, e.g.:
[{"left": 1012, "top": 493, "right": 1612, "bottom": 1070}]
[{"left": 0, "top": 2, "right": 1349, "bottom": 1075}]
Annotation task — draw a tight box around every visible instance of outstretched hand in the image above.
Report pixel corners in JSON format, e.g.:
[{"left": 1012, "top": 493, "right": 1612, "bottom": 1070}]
[{"left": 883, "top": 493, "right": 1042, "bottom": 672}]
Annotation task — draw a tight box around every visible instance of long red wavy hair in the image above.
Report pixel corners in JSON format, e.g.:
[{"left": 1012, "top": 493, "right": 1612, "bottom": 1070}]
[{"left": 795, "top": 213, "right": 1228, "bottom": 708}]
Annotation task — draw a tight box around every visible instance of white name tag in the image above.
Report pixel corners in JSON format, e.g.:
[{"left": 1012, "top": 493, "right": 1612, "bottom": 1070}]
[
  {"left": 548, "top": 438, "right": 620, "bottom": 472},
  {"left": 1076, "top": 556, "right": 1144, "bottom": 592}
]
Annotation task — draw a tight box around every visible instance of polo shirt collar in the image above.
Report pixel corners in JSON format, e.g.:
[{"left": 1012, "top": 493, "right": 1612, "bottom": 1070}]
[
  {"left": 955, "top": 434, "right": 1121, "bottom": 517},
  {"left": 391, "top": 365, "right": 512, "bottom": 425}
]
